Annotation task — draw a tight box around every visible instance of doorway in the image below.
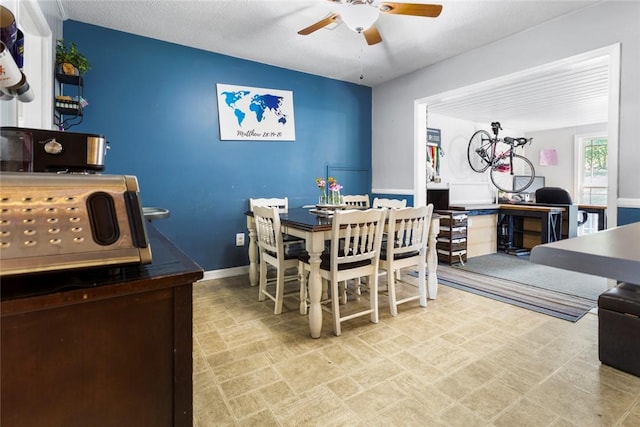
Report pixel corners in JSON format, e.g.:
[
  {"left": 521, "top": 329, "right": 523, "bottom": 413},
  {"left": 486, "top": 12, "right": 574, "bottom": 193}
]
[{"left": 414, "top": 44, "right": 620, "bottom": 228}]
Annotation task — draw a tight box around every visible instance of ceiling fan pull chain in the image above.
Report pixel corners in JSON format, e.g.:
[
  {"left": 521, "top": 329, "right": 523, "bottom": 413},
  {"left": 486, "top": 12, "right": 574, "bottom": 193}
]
[{"left": 359, "top": 46, "right": 364, "bottom": 81}]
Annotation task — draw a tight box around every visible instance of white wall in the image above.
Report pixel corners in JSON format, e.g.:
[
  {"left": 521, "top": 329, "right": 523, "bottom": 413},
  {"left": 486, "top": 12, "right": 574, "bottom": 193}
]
[
  {"left": 372, "top": 1, "right": 640, "bottom": 202},
  {"left": 525, "top": 123, "right": 608, "bottom": 198},
  {"left": 427, "top": 113, "right": 527, "bottom": 204},
  {"left": 0, "top": 0, "right": 60, "bottom": 129}
]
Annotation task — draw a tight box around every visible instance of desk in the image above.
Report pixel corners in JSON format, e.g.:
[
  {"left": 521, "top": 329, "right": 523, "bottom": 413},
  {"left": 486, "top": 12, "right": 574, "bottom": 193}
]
[
  {"left": 1, "top": 226, "right": 203, "bottom": 427},
  {"left": 530, "top": 222, "right": 640, "bottom": 284},
  {"left": 578, "top": 204, "right": 607, "bottom": 231},
  {"left": 497, "top": 204, "right": 564, "bottom": 250},
  {"left": 246, "top": 208, "right": 440, "bottom": 338}
]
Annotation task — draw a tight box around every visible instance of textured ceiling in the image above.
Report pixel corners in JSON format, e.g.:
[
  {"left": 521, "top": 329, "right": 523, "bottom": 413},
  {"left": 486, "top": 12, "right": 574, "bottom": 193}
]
[
  {"left": 57, "top": 0, "right": 608, "bottom": 131},
  {"left": 57, "top": 0, "right": 602, "bottom": 86}
]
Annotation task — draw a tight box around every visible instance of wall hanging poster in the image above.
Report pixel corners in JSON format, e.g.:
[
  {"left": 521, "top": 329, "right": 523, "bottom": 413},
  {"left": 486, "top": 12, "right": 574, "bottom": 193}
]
[{"left": 216, "top": 83, "right": 296, "bottom": 141}]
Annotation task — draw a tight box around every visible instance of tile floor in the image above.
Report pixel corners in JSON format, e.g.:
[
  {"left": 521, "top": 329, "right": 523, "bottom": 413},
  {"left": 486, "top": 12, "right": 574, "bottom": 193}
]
[{"left": 192, "top": 274, "right": 640, "bottom": 426}]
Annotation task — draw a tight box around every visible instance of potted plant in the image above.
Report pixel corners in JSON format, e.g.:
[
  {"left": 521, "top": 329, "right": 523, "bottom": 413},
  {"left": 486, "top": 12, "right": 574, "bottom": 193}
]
[{"left": 55, "top": 39, "right": 91, "bottom": 76}]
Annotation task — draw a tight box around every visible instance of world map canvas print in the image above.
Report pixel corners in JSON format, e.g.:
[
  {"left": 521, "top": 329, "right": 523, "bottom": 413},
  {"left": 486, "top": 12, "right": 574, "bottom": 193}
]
[{"left": 216, "top": 83, "right": 296, "bottom": 141}]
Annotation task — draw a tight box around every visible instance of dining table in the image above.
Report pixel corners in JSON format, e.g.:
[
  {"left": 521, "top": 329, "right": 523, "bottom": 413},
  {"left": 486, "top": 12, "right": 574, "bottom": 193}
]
[{"left": 246, "top": 207, "right": 441, "bottom": 338}]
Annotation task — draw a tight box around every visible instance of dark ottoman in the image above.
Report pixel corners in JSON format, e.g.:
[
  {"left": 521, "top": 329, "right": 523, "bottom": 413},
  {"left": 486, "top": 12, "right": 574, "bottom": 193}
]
[{"left": 598, "top": 282, "right": 640, "bottom": 377}]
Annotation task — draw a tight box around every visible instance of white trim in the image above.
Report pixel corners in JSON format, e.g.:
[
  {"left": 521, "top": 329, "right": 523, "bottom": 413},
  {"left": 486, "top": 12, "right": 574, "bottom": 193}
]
[
  {"left": 371, "top": 188, "right": 413, "bottom": 195},
  {"left": 19, "top": 0, "right": 53, "bottom": 129},
  {"left": 618, "top": 199, "right": 640, "bottom": 209},
  {"left": 413, "top": 102, "right": 427, "bottom": 207},
  {"left": 199, "top": 266, "right": 249, "bottom": 282},
  {"left": 55, "top": 0, "right": 68, "bottom": 20},
  {"left": 606, "top": 43, "right": 621, "bottom": 227}
]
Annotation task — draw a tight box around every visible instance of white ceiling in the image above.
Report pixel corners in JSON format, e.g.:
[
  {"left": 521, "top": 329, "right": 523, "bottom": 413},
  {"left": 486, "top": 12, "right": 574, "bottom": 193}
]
[
  {"left": 56, "top": 0, "right": 609, "bottom": 131},
  {"left": 427, "top": 53, "right": 611, "bottom": 132}
]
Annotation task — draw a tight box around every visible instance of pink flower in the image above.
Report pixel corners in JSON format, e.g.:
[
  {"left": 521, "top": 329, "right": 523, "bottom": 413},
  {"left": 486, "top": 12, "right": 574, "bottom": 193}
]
[{"left": 329, "top": 183, "right": 343, "bottom": 192}]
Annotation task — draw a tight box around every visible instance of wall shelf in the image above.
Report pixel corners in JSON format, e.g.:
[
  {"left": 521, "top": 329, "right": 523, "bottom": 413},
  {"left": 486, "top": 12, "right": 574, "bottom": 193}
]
[{"left": 54, "top": 72, "right": 84, "bottom": 130}]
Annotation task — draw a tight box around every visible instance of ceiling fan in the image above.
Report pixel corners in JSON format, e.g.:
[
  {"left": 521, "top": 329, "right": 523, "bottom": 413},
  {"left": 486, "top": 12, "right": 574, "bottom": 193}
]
[{"left": 297, "top": 0, "right": 443, "bottom": 46}]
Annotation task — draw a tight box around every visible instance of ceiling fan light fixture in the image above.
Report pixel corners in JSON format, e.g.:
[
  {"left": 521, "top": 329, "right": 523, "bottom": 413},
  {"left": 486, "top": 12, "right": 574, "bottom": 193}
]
[{"left": 340, "top": 3, "right": 379, "bottom": 33}]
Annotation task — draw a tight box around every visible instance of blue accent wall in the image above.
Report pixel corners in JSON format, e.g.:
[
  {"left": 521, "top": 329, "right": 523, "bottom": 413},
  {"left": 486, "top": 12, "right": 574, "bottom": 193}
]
[
  {"left": 64, "top": 21, "right": 372, "bottom": 271},
  {"left": 618, "top": 208, "right": 640, "bottom": 226}
]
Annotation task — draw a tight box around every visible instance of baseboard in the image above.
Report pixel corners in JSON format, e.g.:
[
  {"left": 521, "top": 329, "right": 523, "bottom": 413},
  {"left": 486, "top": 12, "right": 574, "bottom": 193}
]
[
  {"left": 371, "top": 188, "right": 412, "bottom": 195},
  {"left": 199, "top": 265, "right": 249, "bottom": 282}
]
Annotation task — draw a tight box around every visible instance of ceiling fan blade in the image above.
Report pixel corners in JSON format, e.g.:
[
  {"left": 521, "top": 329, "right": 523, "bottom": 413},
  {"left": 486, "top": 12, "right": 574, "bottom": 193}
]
[
  {"left": 363, "top": 25, "right": 383, "bottom": 45},
  {"left": 297, "top": 13, "right": 340, "bottom": 35},
  {"left": 379, "top": 2, "right": 443, "bottom": 18}
]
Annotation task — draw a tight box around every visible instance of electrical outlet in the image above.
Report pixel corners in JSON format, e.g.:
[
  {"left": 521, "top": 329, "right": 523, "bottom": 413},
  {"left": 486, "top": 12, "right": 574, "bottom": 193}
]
[{"left": 235, "top": 233, "right": 245, "bottom": 246}]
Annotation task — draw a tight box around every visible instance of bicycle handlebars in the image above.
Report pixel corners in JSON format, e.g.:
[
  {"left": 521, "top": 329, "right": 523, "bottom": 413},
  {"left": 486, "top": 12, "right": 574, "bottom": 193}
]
[{"left": 503, "top": 136, "right": 531, "bottom": 147}]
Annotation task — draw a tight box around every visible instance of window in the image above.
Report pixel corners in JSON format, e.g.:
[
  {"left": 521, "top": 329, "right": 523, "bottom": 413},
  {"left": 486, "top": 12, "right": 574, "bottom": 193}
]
[
  {"left": 577, "top": 134, "right": 608, "bottom": 205},
  {"left": 576, "top": 134, "right": 607, "bottom": 235}
]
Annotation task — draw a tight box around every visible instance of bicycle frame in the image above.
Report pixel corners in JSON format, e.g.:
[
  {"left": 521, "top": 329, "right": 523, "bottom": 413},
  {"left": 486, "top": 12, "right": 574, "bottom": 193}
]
[
  {"left": 477, "top": 136, "right": 498, "bottom": 167},
  {"left": 492, "top": 149, "right": 515, "bottom": 173},
  {"left": 468, "top": 122, "right": 535, "bottom": 193}
]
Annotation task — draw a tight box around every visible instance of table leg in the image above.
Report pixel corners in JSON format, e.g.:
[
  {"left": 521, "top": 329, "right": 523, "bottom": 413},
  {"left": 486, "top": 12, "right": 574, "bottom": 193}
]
[
  {"left": 246, "top": 217, "right": 258, "bottom": 287},
  {"left": 427, "top": 217, "right": 440, "bottom": 299},
  {"left": 306, "top": 233, "right": 325, "bottom": 338}
]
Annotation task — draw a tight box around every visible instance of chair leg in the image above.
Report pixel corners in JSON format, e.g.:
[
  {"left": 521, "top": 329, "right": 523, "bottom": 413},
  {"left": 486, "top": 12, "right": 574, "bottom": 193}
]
[
  {"left": 330, "top": 279, "right": 342, "bottom": 336},
  {"left": 370, "top": 273, "right": 379, "bottom": 324},
  {"left": 355, "top": 277, "right": 362, "bottom": 297},
  {"left": 339, "top": 281, "right": 347, "bottom": 305},
  {"left": 258, "top": 259, "right": 268, "bottom": 302},
  {"left": 418, "top": 260, "right": 427, "bottom": 308},
  {"left": 274, "top": 267, "right": 285, "bottom": 315},
  {"left": 387, "top": 267, "right": 399, "bottom": 317}
]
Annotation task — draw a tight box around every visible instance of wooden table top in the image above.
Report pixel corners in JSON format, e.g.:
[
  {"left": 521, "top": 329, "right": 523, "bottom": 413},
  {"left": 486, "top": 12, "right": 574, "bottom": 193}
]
[{"left": 498, "top": 204, "right": 565, "bottom": 212}]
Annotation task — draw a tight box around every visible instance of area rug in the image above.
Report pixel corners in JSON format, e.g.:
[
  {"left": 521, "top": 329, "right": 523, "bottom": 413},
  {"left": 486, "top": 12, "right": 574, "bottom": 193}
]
[
  {"left": 452, "top": 253, "right": 607, "bottom": 300},
  {"left": 435, "top": 265, "right": 597, "bottom": 321}
]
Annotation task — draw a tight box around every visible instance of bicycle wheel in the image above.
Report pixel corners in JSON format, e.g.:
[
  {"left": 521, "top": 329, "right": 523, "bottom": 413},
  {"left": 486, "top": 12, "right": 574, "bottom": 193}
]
[
  {"left": 490, "top": 154, "right": 535, "bottom": 193},
  {"left": 467, "top": 130, "right": 493, "bottom": 173}
]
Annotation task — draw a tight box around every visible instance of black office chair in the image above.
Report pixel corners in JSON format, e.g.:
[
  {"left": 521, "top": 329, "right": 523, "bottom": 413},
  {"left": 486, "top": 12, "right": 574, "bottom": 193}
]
[{"left": 534, "top": 187, "right": 589, "bottom": 226}]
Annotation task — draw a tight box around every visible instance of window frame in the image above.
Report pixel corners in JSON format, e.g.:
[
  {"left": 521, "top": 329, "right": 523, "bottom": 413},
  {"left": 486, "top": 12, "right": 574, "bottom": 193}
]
[{"left": 574, "top": 132, "right": 608, "bottom": 205}]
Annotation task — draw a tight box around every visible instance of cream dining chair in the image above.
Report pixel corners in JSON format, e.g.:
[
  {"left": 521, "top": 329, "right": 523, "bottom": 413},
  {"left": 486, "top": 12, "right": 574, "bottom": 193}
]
[
  {"left": 298, "top": 208, "right": 386, "bottom": 336},
  {"left": 372, "top": 197, "right": 407, "bottom": 209},
  {"left": 342, "top": 194, "right": 370, "bottom": 208},
  {"left": 379, "top": 205, "right": 433, "bottom": 316},
  {"left": 249, "top": 197, "right": 289, "bottom": 214},
  {"left": 253, "top": 205, "right": 307, "bottom": 315},
  {"left": 249, "top": 197, "right": 305, "bottom": 249}
]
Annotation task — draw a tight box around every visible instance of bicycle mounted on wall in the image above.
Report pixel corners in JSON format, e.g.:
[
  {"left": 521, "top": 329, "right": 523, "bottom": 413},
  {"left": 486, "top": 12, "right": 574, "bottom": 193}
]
[{"left": 467, "top": 122, "right": 535, "bottom": 193}]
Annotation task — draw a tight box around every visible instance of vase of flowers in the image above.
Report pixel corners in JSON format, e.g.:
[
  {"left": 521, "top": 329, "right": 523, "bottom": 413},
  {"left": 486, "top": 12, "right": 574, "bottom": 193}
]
[
  {"left": 316, "top": 177, "right": 327, "bottom": 204},
  {"left": 327, "top": 176, "right": 343, "bottom": 205}
]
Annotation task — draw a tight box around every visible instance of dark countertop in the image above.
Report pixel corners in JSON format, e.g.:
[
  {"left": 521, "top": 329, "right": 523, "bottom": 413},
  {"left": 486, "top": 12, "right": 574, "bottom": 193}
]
[
  {"left": 1, "top": 225, "right": 203, "bottom": 313},
  {"left": 449, "top": 204, "right": 500, "bottom": 215}
]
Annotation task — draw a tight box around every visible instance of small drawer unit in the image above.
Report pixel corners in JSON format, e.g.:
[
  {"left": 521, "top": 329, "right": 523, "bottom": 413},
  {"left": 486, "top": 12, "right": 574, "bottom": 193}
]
[{"left": 436, "top": 210, "right": 468, "bottom": 265}]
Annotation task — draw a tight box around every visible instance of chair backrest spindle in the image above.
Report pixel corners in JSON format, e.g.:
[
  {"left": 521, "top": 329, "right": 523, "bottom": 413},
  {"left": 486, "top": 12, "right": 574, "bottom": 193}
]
[
  {"left": 372, "top": 197, "right": 407, "bottom": 209},
  {"left": 342, "top": 194, "right": 370, "bottom": 208}
]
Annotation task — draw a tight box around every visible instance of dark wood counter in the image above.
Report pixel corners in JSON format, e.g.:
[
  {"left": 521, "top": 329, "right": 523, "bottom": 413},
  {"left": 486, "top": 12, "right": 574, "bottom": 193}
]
[{"left": 1, "top": 225, "right": 203, "bottom": 427}]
